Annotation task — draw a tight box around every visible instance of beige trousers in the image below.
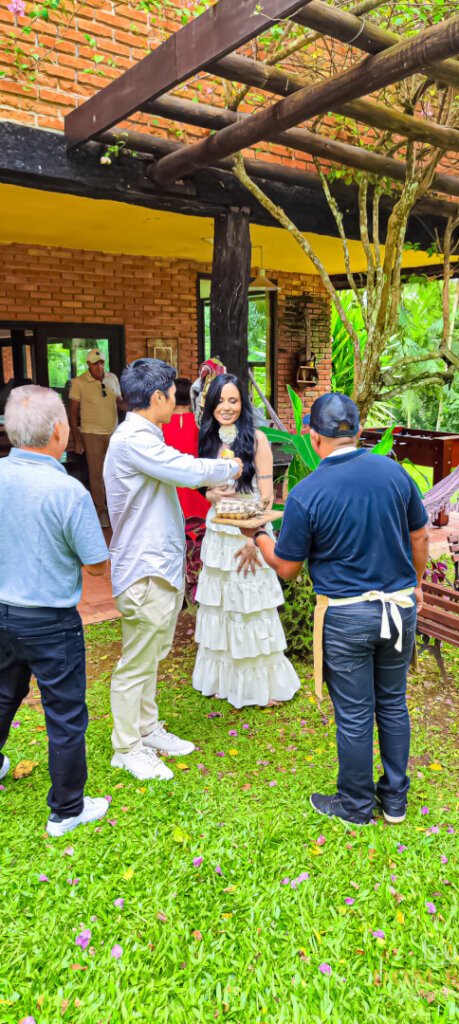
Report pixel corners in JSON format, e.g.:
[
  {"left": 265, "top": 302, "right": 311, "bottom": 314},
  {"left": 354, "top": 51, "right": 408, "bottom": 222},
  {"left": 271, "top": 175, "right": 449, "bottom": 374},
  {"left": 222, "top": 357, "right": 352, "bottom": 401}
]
[
  {"left": 111, "top": 576, "right": 184, "bottom": 754},
  {"left": 81, "top": 432, "right": 111, "bottom": 518}
]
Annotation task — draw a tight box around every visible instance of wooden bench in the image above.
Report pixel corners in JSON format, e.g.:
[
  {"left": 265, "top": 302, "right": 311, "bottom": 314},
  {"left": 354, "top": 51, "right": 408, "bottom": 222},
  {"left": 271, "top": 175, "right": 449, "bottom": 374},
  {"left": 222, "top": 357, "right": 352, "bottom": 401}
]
[
  {"left": 447, "top": 533, "right": 459, "bottom": 591},
  {"left": 417, "top": 581, "right": 459, "bottom": 682}
]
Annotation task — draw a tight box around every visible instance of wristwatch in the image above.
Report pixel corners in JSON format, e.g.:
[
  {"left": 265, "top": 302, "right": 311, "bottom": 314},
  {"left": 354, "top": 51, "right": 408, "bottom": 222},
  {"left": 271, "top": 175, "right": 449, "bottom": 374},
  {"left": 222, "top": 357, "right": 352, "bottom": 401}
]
[{"left": 253, "top": 529, "right": 269, "bottom": 544}]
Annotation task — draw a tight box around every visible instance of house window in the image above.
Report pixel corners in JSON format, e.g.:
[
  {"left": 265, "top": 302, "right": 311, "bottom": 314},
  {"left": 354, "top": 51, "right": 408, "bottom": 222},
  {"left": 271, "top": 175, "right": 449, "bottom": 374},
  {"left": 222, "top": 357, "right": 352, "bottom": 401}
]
[
  {"left": 198, "top": 277, "right": 276, "bottom": 408},
  {"left": 47, "top": 338, "right": 111, "bottom": 393}
]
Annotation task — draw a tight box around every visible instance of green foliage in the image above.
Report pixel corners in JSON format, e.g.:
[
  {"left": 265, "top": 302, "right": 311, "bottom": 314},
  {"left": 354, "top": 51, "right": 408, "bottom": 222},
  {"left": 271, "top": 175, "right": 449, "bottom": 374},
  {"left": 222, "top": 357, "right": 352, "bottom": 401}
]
[
  {"left": 260, "top": 385, "right": 320, "bottom": 491},
  {"left": 281, "top": 570, "right": 315, "bottom": 659}
]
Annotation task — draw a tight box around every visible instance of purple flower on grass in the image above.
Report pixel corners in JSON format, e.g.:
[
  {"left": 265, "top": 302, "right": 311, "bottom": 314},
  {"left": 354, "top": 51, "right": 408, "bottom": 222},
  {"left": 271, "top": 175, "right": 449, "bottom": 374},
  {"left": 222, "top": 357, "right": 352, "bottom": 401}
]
[
  {"left": 297, "top": 872, "right": 309, "bottom": 883},
  {"left": 111, "top": 944, "right": 123, "bottom": 959},
  {"left": 38, "top": 874, "right": 49, "bottom": 882},
  {"left": 397, "top": 844, "right": 407, "bottom": 853},
  {"left": 372, "top": 930, "right": 385, "bottom": 939},
  {"left": 0, "top": 785, "right": 5, "bottom": 791},
  {"left": 193, "top": 856, "right": 203, "bottom": 868},
  {"left": 281, "top": 877, "right": 290, "bottom": 885},
  {"left": 319, "top": 963, "right": 332, "bottom": 975},
  {"left": 426, "top": 902, "right": 437, "bottom": 915},
  {"left": 215, "top": 752, "right": 225, "bottom": 757},
  {"left": 12, "top": 721, "right": 20, "bottom": 728},
  {"left": 242, "top": 724, "right": 249, "bottom": 730},
  {"left": 114, "top": 897, "right": 125, "bottom": 908},
  {"left": 268, "top": 781, "right": 277, "bottom": 787},
  {"left": 447, "top": 826, "right": 455, "bottom": 834},
  {"left": 208, "top": 712, "right": 221, "bottom": 719},
  {"left": 344, "top": 897, "right": 355, "bottom": 905},
  {"left": 228, "top": 729, "right": 238, "bottom": 737},
  {"left": 441, "top": 855, "right": 448, "bottom": 864},
  {"left": 75, "top": 928, "right": 91, "bottom": 950},
  {"left": 19, "top": 1018, "right": 36, "bottom": 1024},
  {"left": 215, "top": 864, "right": 222, "bottom": 876},
  {"left": 430, "top": 826, "right": 440, "bottom": 834},
  {"left": 421, "top": 806, "right": 429, "bottom": 815},
  {"left": 67, "top": 878, "right": 80, "bottom": 886},
  {"left": 316, "top": 835, "right": 326, "bottom": 846}
]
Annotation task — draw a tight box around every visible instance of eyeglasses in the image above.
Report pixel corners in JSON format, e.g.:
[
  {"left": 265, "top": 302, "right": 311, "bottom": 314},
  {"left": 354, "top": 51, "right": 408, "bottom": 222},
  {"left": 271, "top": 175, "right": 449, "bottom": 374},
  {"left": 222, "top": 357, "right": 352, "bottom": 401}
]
[{"left": 101, "top": 383, "right": 107, "bottom": 398}]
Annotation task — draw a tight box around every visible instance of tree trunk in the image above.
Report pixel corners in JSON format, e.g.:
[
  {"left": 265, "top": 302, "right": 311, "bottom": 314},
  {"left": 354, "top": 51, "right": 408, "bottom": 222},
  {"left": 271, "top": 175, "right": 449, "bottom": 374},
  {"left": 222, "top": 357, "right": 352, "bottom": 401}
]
[{"left": 210, "top": 207, "right": 251, "bottom": 381}]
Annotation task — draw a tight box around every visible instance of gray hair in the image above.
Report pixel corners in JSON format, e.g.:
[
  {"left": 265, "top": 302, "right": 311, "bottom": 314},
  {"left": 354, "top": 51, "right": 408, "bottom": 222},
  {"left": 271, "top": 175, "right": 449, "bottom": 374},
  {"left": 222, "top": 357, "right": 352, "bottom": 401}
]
[{"left": 4, "top": 385, "right": 68, "bottom": 448}]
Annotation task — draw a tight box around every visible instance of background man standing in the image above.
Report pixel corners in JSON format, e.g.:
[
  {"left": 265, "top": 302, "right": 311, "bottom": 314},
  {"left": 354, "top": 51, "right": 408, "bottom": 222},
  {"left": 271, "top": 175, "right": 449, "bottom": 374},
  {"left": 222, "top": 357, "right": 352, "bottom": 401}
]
[
  {"left": 104, "top": 358, "right": 243, "bottom": 782},
  {"left": 69, "top": 348, "right": 125, "bottom": 527},
  {"left": 0, "top": 385, "right": 109, "bottom": 836},
  {"left": 241, "top": 393, "right": 429, "bottom": 827}
]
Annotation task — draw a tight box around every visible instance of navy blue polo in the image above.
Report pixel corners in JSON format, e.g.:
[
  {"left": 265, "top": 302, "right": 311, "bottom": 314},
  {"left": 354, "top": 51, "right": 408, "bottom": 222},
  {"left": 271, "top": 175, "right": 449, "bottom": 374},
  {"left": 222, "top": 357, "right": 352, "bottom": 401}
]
[{"left": 274, "top": 449, "right": 428, "bottom": 598}]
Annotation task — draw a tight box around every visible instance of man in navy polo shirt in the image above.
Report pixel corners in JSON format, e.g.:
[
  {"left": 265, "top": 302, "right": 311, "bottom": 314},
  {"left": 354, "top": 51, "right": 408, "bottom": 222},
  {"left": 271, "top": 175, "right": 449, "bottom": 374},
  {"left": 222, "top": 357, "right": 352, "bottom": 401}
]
[
  {"left": 243, "top": 393, "right": 429, "bottom": 826},
  {"left": 0, "top": 385, "right": 110, "bottom": 836}
]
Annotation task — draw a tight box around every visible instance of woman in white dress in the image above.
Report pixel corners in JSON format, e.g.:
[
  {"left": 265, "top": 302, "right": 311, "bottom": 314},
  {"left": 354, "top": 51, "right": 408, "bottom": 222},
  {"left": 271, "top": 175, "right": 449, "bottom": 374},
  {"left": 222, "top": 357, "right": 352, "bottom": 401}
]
[{"left": 192, "top": 374, "right": 300, "bottom": 709}]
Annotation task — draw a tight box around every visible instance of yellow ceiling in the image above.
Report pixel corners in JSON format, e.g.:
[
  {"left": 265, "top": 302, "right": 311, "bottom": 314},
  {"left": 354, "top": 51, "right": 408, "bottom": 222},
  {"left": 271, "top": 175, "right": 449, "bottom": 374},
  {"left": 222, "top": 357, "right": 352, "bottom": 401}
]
[{"left": 0, "top": 183, "right": 448, "bottom": 276}]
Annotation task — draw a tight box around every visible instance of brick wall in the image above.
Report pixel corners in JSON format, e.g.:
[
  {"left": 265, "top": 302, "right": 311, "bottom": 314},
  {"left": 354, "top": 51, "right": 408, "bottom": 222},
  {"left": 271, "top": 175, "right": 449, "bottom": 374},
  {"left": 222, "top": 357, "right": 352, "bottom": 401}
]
[{"left": 0, "top": 242, "right": 331, "bottom": 414}]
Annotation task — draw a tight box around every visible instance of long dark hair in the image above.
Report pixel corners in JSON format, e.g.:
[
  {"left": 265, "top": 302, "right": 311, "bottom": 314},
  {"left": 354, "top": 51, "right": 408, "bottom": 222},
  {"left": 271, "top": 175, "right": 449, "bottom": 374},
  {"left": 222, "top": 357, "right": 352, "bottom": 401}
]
[{"left": 199, "top": 374, "right": 255, "bottom": 492}]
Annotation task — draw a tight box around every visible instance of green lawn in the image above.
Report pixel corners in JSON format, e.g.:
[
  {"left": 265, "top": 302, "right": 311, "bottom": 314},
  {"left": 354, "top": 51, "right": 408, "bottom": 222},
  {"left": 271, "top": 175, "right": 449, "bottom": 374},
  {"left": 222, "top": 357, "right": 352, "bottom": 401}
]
[{"left": 1, "top": 619, "right": 458, "bottom": 1024}]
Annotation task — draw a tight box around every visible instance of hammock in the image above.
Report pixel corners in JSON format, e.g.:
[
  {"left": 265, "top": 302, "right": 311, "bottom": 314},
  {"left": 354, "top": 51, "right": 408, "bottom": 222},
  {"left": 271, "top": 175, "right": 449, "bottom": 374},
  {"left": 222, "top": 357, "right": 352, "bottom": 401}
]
[{"left": 423, "top": 465, "right": 459, "bottom": 519}]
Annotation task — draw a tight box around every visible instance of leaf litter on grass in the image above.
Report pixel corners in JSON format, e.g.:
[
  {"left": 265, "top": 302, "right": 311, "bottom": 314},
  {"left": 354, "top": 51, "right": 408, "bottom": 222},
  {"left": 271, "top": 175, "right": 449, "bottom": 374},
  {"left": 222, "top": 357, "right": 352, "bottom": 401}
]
[{"left": 0, "top": 615, "right": 458, "bottom": 1024}]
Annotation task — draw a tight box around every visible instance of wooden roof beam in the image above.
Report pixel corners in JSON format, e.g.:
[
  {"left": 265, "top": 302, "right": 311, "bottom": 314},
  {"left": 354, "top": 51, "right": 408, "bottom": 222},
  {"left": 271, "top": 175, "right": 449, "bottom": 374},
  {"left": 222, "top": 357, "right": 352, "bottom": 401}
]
[
  {"left": 65, "top": 0, "right": 313, "bottom": 150},
  {"left": 204, "top": 53, "right": 459, "bottom": 151},
  {"left": 151, "top": 17, "right": 459, "bottom": 186},
  {"left": 140, "top": 94, "right": 459, "bottom": 197},
  {"left": 292, "top": 0, "right": 459, "bottom": 91}
]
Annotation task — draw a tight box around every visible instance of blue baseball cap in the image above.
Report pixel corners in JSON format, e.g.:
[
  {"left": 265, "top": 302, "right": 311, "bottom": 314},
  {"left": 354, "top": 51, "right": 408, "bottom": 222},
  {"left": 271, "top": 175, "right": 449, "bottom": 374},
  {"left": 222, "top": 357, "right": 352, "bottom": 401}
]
[{"left": 303, "top": 392, "right": 360, "bottom": 438}]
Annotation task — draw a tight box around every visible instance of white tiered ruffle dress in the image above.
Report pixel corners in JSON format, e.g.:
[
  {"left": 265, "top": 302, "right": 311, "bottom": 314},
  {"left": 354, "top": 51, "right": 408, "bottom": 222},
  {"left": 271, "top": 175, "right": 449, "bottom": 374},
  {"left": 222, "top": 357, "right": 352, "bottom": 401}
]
[{"left": 192, "top": 499, "right": 301, "bottom": 709}]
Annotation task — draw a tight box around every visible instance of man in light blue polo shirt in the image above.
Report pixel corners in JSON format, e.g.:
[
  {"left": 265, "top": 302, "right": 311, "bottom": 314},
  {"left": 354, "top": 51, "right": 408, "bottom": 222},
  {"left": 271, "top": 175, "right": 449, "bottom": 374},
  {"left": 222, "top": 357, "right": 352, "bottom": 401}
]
[{"left": 0, "top": 385, "right": 110, "bottom": 836}]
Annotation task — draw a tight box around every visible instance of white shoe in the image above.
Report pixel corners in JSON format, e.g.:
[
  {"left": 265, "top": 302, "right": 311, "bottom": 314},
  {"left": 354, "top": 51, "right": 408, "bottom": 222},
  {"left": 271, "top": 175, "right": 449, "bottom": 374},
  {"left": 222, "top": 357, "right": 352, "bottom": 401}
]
[
  {"left": 46, "top": 796, "right": 109, "bottom": 837},
  {"left": 0, "top": 754, "right": 10, "bottom": 780},
  {"left": 111, "top": 748, "right": 173, "bottom": 780},
  {"left": 383, "top": 809, "right": 406, "bottom": 824},
  {"left": 143, "top": 722, "right": 195, "bottom": 757}
]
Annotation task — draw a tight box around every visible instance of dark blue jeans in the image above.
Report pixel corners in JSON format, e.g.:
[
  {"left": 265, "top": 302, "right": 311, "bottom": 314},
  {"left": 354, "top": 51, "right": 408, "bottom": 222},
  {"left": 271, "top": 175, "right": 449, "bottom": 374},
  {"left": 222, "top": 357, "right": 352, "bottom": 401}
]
[
  {"left": 0, "top": 604, "right": 88, "bottom": 817},
  {"left": 323, "top": 600, "right": 416, "bottom": 822}
]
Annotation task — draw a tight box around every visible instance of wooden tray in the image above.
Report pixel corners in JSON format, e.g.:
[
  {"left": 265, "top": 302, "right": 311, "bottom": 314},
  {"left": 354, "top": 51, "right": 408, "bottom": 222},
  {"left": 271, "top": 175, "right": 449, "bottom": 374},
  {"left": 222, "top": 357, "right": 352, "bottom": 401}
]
[{"left": 213, "top": 510, "right": 284, "bottom": 529}]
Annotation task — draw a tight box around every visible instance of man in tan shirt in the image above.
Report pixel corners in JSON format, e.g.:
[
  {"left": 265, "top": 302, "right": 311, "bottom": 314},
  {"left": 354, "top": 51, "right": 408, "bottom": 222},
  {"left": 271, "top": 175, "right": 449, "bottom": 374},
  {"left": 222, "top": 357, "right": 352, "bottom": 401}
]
[{"left": 69, "top": 349, "right": 125, "bottom": 527}]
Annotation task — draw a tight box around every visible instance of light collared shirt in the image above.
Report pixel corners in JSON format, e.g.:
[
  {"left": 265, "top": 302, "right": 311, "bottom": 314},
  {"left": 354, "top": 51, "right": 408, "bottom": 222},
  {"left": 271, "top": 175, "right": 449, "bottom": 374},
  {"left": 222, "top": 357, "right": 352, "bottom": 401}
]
[
  {"left": 104, "top": 412, "right": 240, "bottom": 596},
  {"left": 69, "top": 369, "right": 121, "bottom": 435},
  {"left": 0, "top": 449, "right": 108, "bottom": 607},
  {"left": 326, "top": 444, "right": 357, "bottom": 457}
]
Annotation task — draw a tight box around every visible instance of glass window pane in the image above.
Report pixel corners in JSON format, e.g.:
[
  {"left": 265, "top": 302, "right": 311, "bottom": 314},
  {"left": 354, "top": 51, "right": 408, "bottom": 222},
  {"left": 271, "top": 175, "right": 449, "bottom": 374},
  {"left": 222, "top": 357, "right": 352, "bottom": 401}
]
[
  {"left": 47, "top": 337, "right": 111, "bottom": 390},
  {"left": 47, "top": 342, "right": 72, "bottom": 390}
]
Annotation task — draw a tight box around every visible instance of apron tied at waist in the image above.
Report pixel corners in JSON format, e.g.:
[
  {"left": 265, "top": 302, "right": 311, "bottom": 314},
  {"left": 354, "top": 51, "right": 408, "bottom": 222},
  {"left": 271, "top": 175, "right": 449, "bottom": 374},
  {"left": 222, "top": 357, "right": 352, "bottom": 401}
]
[{"left": 313, "top": 588, "right": 416, "bottom": 702}]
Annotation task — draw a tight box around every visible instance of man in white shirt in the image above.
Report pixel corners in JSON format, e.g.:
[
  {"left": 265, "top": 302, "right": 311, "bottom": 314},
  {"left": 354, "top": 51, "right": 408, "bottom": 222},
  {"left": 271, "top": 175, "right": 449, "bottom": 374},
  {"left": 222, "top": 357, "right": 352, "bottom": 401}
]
[
  {"left": 69, "top": 349, "right": 126, "bottom": 527},
  {"left": 103, "top": 358, "right": 242, "bottom": 782}
]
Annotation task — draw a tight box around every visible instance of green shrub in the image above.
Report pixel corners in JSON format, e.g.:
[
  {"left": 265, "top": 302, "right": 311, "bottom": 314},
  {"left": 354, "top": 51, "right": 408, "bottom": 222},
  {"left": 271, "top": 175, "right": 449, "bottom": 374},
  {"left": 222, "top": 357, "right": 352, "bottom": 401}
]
[{"left": 281, "top": 570, "right": 315, "bottom": 660}]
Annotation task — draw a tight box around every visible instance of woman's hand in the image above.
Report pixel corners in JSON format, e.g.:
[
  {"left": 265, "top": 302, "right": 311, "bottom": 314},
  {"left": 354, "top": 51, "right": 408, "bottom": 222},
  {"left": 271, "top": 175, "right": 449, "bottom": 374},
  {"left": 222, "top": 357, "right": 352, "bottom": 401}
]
[
  {"left": 206, "top": 486, "right": 234, "bottom": 505},
  {"left": 235, "top": 539, "right": 262, "bottom": 577}
]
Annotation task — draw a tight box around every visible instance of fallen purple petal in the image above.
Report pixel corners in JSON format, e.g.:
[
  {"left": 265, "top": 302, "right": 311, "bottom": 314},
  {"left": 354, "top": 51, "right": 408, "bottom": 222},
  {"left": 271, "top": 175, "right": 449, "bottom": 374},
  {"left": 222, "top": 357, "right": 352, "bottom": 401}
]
[
  {"left": 426, "top": 901, "right": 437, "bottom": 914},
  {"left": 75, "top": 928, "right": 91, "bottom": 950},
  {"left": 430, "top": 826, "right": 440, "bottom": 834},
  {"left": 397, "top": 844, "right": 407, "bottom": 853},
  {"left": 344, "top": 897, "right": 355, "bottom": 905},
  {"left": 215, "top": 865, "right": 223, "bottom": 876},
  {"left": 228, "top": 729, "right": 238, "bottom": 737},
  {"left": 193, "top": 856, "right": 203, "bottom": 868},
  {"left": 114, "top": 897, "right": 125, "bottom": 908},
  {"left": 281, "top": 877, "right": 290, "bottom": 885},
  {"left": 372, "top": 930, "right": 385, "bottom": 939},
  {"left": 268, "top": 781, "right": 277, "bottom": 787},
  {"left": 11, "top": 721, "right": 20, "bottom": 728},
  {"left": 421, "top": 806, "right": 429, "bottom": 815},
  {"left": 38, "top": 874, "right": 49, "bottom": 882},
  {"left": 316, "top": 835, "right": 326, "bottom": 846},
  {"left": 441, "top": 855, "right": 448, "bottom": 864},
  {"left": 215, "top": 752, "right": 225, "bottom": 757},
  {"left": 319, "top": 963, "right": 332, "bottom": 975},
  {"left": 242, "top": 724, "right": 249, "bottom": 730},
  {"left": 111, "top": 944, "right": 123, "bottom": 959}
]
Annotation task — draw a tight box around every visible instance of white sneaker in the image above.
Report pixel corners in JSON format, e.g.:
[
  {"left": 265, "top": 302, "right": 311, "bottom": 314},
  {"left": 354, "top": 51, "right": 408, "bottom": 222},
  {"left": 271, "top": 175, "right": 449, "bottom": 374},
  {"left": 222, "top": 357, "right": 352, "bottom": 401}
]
[
  {"left": 383, "top": 809, "right": 406, "bottom": 824},
  {"left": 143, "top": 722, "right": 195, "bottom": 757},
  {"left": 0, "top": 754, "right": 10, "bottom": 780},
  {"left": 46, "top": 796, "right": 109, "bottom": 837},
  {"left": 111, "top": 748, "right": 173, "bottom": 781}
]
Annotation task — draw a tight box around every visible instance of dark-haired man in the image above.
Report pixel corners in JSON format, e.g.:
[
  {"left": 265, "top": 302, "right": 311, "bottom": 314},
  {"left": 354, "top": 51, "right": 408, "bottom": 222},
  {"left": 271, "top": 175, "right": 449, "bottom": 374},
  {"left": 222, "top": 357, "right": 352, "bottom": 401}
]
[
  {"left": 103, "top": 358, "right": 243, "bottom": 782},
  {"left": 241, "top": 393, "right": 429, "bottom": 826}
]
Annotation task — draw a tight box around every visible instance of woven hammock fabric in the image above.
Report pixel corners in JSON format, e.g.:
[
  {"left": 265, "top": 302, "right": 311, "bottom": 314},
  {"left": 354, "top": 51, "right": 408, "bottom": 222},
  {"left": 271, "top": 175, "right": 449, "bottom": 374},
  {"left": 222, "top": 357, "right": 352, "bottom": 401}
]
[{"left": 423, "top": 464, "right": 459, "bottom": 517}]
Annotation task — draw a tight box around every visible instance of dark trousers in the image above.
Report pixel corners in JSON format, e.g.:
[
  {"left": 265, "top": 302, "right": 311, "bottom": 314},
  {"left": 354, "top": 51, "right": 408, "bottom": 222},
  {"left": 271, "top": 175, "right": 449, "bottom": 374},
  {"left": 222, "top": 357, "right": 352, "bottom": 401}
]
[
  {"left": 323, "top": 600, "right": 417, "bottom": 822},
  {"left": 0, "top": 604, "right": 88, "bottom": 817}
]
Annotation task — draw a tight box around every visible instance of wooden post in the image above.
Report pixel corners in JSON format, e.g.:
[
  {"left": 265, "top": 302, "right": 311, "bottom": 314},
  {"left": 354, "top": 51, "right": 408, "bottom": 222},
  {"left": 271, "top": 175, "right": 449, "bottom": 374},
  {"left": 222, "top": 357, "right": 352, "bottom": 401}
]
[{"left": 210, "top": 207, "right": 251, "bottom": 381}]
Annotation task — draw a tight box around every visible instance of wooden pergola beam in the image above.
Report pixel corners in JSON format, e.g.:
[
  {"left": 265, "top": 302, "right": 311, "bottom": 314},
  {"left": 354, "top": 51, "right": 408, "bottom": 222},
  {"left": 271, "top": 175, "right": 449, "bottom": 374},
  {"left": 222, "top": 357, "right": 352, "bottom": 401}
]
[
  {"left": 65, "top": 0, "right": 313, "bottom": 150},
  {"left": 142, "top": 94, "right": 459, "bottom": 197},
  {"left": 205, "top": 53, "right": 459, "bottom": 151},
  {"left": 98, "top": 126, "right": 459, "bottom": 219},
  {"left": 292, "top": 0, "right": 459, "bottom": 91},
  {"left": 151, "top": 17, "right": 459, "bottom": 186}
]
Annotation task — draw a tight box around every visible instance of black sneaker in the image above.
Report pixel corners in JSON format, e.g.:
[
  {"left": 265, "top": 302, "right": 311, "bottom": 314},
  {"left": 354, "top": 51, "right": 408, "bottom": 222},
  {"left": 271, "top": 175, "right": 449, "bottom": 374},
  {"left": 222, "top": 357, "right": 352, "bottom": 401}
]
[{"left": 310, "top": 792, "right": 372, "bottom": 826}]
